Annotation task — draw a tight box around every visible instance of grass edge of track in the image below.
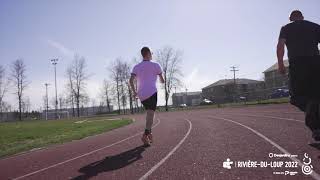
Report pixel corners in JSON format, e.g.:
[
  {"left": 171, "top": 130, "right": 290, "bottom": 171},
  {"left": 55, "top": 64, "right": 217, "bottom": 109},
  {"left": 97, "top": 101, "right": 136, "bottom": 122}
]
[
  {"left": 0, "top": 118, "right": 133, "bottom": 159},
  {"left": 160, "top": 97, "right": 290, "bottom": 112}
]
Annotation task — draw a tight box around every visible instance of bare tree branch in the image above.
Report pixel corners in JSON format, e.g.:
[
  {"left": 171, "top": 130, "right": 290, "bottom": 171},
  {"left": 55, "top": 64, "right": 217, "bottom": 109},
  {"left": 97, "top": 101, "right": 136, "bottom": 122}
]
[
  {"left": 101, "top": 79, "right": 112, "bottom": 112},
  {"left": 66, "top": 55, "right": 89, "bottom": 117},
  {"left": 108, "top": 58, "right": 123, "bottom": 114},
  {"left": 0, "top": 65, "right": 10, "bottom": 119},
  {"left": 10, "top": 59, "right": 30, "bottom": 120},
  {"left": 156, "top": 47, "right": 183, "bottom": 111}
]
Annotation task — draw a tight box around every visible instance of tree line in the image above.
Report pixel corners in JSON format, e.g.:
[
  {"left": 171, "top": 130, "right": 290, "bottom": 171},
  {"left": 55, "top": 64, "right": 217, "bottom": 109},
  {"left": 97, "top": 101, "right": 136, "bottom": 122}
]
[{"left": 0, "top": 46, "right": 183, "bottom": 121}]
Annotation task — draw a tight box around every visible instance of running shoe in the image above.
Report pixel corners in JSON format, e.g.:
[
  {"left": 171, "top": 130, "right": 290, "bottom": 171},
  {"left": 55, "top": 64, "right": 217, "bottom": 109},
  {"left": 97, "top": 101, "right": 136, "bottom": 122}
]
[
  {"left": 141, "top": 134, "right": 151, "bottom": 146},
  {"left": 148, "top": 133, "right": 153, "bottom": 144}
]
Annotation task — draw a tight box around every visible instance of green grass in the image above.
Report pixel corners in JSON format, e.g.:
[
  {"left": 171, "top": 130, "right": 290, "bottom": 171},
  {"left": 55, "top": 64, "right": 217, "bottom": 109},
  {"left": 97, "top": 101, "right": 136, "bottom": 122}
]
[
  {"left": 0, "top": 117, "right": 132, "bottom": 158},
  {"left": 242, "top": 97, "right": 289, "bottom": 105}
]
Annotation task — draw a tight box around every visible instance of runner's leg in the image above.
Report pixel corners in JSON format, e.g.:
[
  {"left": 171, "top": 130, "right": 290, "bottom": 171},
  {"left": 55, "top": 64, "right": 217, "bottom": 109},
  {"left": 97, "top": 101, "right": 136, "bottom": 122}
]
[
  {"left": 146, "top": 110, "right": 154, "bottom": 131},
  {"left": 305, "top": 101, "right": 318, "bottom": 131}
]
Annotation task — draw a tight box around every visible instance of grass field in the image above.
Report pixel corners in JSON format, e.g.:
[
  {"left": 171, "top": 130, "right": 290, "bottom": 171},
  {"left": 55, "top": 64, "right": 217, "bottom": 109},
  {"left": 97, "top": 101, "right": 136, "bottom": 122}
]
[{"left": 0, "top": 117, "right": 132, "bottom": 158}]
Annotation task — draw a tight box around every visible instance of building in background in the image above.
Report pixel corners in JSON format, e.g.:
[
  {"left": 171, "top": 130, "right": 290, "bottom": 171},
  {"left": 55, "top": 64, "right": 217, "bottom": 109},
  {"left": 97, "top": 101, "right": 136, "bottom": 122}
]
[
  {"left": 172, "top": 91, "right": 202, "bottom": 106},
  {"left": 202, "top": 78, "right": 265, "bottom": 103},
  {"left": 263, "top": 60, "right": 289, "bottom": 89}
]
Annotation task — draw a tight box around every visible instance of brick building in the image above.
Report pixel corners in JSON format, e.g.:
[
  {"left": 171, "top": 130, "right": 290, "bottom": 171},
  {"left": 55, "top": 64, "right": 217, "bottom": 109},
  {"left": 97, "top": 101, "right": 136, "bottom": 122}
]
[
  {"left": 263, "top": 60, "right": 289, "bottom": 89},
  {"left": 172, "top": 91, "right": 202, "bottom": 106},
  {"left": 202, "top": 78, "right": 265, "bottom": 103}
]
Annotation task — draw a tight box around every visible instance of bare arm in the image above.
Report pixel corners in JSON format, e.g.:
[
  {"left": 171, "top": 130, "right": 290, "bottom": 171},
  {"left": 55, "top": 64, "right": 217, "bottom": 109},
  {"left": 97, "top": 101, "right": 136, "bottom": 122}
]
[
  {"left": 277, "top": 38, "right": 286, "bottom": 74},
  {"left": 129, "top": 75, "right": 137, "bottom": 97},
  {"left": 158, "top": 73, "right": 165, "bottom": 84}
]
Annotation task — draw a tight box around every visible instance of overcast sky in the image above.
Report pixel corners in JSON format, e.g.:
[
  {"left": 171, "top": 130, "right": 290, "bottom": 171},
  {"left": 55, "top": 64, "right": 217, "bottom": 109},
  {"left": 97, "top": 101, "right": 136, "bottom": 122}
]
[{"left": 1, "top": 0, "right": 319, "bottom": 111}]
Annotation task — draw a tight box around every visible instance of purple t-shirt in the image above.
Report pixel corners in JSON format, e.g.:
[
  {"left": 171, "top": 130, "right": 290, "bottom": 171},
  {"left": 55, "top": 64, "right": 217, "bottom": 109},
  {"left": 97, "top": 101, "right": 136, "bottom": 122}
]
[{"left": 131, "top": 60, "right": 162, "bottom": 101}]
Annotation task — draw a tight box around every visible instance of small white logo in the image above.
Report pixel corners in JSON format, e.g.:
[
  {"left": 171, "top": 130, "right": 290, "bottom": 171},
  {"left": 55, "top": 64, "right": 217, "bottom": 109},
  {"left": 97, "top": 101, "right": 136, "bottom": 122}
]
[
  {"left": 223, "top": 158, "right": 233, "bottom": 169},
  {"left": 302, "top": 153, "right": 313, "bottom": 175}
]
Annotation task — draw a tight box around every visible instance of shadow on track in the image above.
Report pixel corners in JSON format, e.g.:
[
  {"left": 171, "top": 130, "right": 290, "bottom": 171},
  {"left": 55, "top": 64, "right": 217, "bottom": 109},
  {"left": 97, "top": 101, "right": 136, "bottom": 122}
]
[
  {"left": 309, "top": 143, "right": 320, "bottom": 159},
  {"left": 72, "top": 145, "right": 148, "bottom": 180},
  {"left": 309, "top": 143, "right": 320, "bottom": 150}
]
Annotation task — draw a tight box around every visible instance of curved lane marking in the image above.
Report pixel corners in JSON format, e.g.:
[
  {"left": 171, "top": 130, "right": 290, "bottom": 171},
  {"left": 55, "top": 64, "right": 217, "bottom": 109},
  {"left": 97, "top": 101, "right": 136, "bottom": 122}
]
[
  {"left": 139, "top": 118, "right": 192, "bottom": 180},
  {"left": 13, "top": 118, "right": 161, "bottom": 180},
  {"left": 215, "top": 113, "right": 303, "bottom": 123},
  {"left": 209, "top": 116, "right": 320, "bottom": 180}
]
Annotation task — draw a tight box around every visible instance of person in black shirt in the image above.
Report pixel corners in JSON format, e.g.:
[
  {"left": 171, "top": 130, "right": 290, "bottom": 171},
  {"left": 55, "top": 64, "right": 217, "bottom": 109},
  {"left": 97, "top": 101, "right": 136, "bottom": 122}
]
[{"left": 277, "top": 10, "right": 320, "bottom": 141}]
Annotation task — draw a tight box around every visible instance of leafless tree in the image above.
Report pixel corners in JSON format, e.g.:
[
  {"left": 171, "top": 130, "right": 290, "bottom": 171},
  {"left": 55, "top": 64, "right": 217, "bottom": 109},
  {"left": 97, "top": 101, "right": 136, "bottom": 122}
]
[
  {"left": 22, "top": 96, "right": 31, "bottom": 114},
  {"left": 66, "top": 68, "right": 76, "bottom": 117},
  {"left": 2, "top": 102, "right": 11, "bottom": 112},
  {"left": 118, "top": 63, "right": 128, "bottom": 114},
  {"left": 109, "top": 58, "right": 123, "bottom": 114},
  {"left": 91, "top": 99, "right": 96, "bottom": 107},
  {"left": 0, "top": 65, "right": 10, "bottom": 119},
  {"left": 66, "top": 55, "right": 89, "bottom": 117},
  {"left": 50, "top": 97, "right": 57, "bottom": 110},
  {"left": 109, "top": 58, "right": 136, "bottom": 114},
  {"left": 81, "top": 94, "right": 90, "bottom": 107},
  {"left": 42, "top": 95, "right": 48, "bottom": 111},
  {"left": 156, "top": 47, "right": 183, "bottom": 111},
  {"left": 59, "top": 94, "right": 67, "bottom": 110},
  {"left": 91, "top": 98, "right": 96, "bottom": 114},
  {"left": 122, "top": 62, "right": 134, "bottom": 114},
  {"left": 97, "top": 100, "right": 104, "bottom": 112},
  {"left": 81, "top": 93, "right": 90, "bottom": 116},
  {"left": 10, "top": 59, "right": 29, "bottom": 121},
  {"left": 102, "top": 79, "right": 112, "bottom": 112}
]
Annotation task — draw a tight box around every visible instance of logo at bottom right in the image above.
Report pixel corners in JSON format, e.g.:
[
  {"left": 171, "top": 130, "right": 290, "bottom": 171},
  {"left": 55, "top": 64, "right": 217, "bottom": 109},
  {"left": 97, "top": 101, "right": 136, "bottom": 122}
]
[{"left": 302, "top": 153, "right": 313, "bottom": 175}]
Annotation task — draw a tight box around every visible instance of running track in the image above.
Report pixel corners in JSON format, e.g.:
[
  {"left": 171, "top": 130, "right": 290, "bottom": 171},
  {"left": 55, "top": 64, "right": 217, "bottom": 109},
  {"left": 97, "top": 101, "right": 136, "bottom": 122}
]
[{"left": 0, "top": 104, "right": 319, "bottom": 180}]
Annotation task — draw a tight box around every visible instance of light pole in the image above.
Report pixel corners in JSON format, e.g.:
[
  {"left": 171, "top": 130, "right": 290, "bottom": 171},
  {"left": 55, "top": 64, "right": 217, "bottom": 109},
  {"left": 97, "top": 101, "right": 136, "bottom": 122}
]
[
  {"left": 51, "top": 59, "right": 58, "bottom": 119},
  {"left": 44, "top": 83, "right": 50, "bottom": 120},
  {"left": 230, "top": 66, "right": 239, "bottom": 102}
]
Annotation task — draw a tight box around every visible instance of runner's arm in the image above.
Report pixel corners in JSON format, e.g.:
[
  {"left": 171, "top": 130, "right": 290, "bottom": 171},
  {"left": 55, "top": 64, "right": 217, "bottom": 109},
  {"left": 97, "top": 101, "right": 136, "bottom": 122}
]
[
  {"left": 158, "top": 73, "right": 165, "bottom": 84},
  {"left": 277, "top": 38, "right": 286, "bottom": 74},
  {"left": 129, "top": 74, "right": 137, "bottom": 97}
]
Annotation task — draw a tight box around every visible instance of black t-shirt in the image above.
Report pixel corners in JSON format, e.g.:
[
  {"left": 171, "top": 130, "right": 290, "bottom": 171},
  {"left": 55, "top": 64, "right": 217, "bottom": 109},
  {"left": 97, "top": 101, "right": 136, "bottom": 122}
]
[{"left": 279, "top": 20, "right": 320, "bottom": 59}]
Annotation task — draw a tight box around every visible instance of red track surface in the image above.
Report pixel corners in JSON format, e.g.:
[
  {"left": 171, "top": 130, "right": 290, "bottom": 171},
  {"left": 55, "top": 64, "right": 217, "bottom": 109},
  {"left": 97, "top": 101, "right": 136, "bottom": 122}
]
[{"left": 1, "top": 104, "right": 319, "bottom": 180}]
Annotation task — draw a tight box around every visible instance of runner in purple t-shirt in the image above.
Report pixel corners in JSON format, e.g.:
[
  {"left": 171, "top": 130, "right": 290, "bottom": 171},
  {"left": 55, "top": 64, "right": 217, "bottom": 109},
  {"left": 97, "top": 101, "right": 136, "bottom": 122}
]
[{"left": 129, "top": 47, "right": 165, "bottom": 146}]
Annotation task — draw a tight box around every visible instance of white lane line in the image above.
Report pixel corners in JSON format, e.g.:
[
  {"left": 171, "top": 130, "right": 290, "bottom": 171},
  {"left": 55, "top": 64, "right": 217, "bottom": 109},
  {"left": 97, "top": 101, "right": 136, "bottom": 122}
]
[
  {"left": 209, "top": 116, "right": 320, "bottom": 180},
  {"left": 221, "top": 113, "right": 304, "bottom": 123},
  {"left": 75, "top": 118, "right": 122, "bottom": 123},
  {"left": 13, "top": 119, "right": 161, "bottom": 180},
  {"left": 139, "top": 118, "right": 192, "bottom": 180},
  {"left": 253, "top": 111, "right": 303, "bottom": 115}
]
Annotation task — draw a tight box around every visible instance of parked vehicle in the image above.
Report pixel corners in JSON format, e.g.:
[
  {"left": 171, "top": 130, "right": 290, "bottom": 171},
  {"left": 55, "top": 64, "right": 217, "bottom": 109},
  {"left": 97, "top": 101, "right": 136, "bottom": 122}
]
[
  {"left": 239, "top": 96, "right": 247, "bottom": 101},
  {"left": 270, "top": 88, "right": 290, "bottom": 99},
  {"left": 179, "top": 104, "right": 187, "bottom": 108},
  {"left": 200, "top": 99, "right": 213, "bottom": 105}
]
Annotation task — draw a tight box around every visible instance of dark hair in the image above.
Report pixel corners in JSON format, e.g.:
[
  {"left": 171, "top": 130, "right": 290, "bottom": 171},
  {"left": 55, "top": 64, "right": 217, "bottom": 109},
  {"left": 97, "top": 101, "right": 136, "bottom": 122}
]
[
  {"left": 141, "top": 47, "right": 151, "bottom": 58},
  {"left": 290, "top": 10, "right": 303, "bottom": 21}
]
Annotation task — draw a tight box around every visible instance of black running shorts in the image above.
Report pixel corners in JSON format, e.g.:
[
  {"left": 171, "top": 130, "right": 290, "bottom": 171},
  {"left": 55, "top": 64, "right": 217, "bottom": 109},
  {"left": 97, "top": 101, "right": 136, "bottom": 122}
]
[
  {"left": 141, "top": 92, "right": 157, "bottom": 111},
  {"left": 289, "top": 55, "right": 320, "bottom": 111}
]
